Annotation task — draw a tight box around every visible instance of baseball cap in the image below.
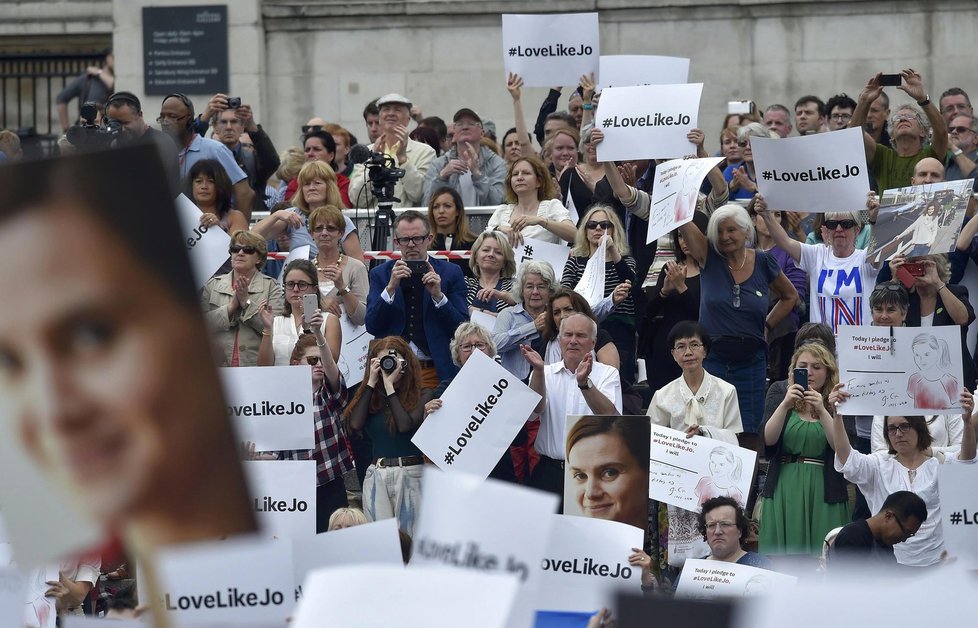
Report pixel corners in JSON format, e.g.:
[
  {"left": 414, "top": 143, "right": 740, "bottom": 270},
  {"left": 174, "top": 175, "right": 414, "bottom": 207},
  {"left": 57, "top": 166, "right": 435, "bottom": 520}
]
[{"left": 453, "top": 108, "right": 482, "bottom": 124}]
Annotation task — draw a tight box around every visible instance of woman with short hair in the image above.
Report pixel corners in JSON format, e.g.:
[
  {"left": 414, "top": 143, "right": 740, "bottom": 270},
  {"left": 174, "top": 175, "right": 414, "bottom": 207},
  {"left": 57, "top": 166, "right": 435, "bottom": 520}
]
[
  {"left": 466, "top": 231, "right": 517, "bottom": 314},
  {"left": 492, "top": 260, "right": 557, "bottom": 380}
]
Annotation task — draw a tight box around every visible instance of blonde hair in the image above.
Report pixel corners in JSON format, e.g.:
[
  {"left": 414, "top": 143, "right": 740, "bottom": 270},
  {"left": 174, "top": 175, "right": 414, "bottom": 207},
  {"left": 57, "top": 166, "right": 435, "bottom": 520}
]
[
  {"left": 469, "top": 231, "right": 516, "bottom": 278},
  {"left": 292, "top": 161, "right": 342, "bottom": 214},
  {"left": 571, "top": 204, "right": 630, "bottom": 257},
  {"left": 276, "top": 147, "right": 305, "bottom": 182},
  {"left": 789, "top": 342, "right": 839, "bottom": 412},
  {"left": 230, "top": 230, "right": 268, "bottom": 270}
]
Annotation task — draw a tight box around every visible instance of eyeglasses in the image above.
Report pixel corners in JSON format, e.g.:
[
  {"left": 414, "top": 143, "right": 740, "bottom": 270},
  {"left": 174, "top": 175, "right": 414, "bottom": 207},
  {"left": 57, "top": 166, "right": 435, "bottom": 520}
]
[
  {"left": 455, "top": 121, "right": 482, "bottom": 130},
  {"left": 305, "top": 356, "right": 321, "bottom": 366},
  {"left": 285, "top": 280, "right": 315, "bottom": 291},
  {"left": 524, "top": 283, "right": 549, "bottom": 293},
  {"left": 229, "top": 245, "right": 258, "bottom": 255},
  {"left": 886, "top": 510, "right": 916, "bottom": 539},
  {"left": 830, "top": 113, "right": 853, "bottom": 122},
  {"left": 393, "top": 234, "right": 429, "bottom": 246},
  {"left": 892, "top": 114, "right": 919, "bottom": 123},
  {"left": 886, "top": 423, "right": 913, "bottom": 435},
  {"left": 672, "top": 342, "right": 704, "bottom": 353},
  {"left": 823, "top": 219, "right": 858, "bottom": 230},
  {"left": 949, "top": 126, "right": 975, "bottom": 135},
  {"left": 459, "top": 342, "right": 488, "bottom": 352},
  {"left": 732, "top": 284, "right": 741, "bottom": 309},
  {"left": 705, "top": 521, "right": 737, "bottom": 533},
  {"left": 585, "top": 220, "right": 614, "bottom": 230},
  {"left": 312, "top": 224, "right": 342, "bottom": 234}
]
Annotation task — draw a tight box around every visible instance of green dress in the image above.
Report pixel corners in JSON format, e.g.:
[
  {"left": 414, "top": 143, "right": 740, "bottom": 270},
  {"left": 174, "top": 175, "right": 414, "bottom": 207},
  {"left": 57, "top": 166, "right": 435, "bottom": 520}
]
[{"left": 759, "top": 411, "right": 850, "bottom": 555}]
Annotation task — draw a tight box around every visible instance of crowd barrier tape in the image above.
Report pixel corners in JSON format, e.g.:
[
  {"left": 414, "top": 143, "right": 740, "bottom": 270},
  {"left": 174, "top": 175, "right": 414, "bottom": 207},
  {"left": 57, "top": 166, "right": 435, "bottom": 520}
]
[{"left": 266, "top": 250, "right": 472, "bottom": 262}]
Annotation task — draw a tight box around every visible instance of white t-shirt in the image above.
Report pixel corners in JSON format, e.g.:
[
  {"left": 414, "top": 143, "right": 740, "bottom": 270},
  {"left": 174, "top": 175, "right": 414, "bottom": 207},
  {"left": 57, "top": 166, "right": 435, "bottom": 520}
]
[
  {"left": 487, "top": 199, "right": 572, "bottom": 244},
  {"left": 535, "top": 360, "right": 623, "bottom": 459},
  {"left": 798, "top": 243, "right": 879, "bottom": 333}
]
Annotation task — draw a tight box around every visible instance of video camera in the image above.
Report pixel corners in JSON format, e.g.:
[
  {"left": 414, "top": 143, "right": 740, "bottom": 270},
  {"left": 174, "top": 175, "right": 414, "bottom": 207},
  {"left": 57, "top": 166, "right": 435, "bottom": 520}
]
[
  {"left": 65, "top": 101, "right": 122, "bottom": 150},
  {"left": 361, "top": 149, "right": 406, "bottom": 205}
]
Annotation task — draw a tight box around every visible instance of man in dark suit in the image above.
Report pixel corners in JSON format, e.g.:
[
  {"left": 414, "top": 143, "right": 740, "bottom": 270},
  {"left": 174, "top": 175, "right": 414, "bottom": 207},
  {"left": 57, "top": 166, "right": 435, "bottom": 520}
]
[{"left": 365, "top": 210, "right": 468, "bottom": 387}]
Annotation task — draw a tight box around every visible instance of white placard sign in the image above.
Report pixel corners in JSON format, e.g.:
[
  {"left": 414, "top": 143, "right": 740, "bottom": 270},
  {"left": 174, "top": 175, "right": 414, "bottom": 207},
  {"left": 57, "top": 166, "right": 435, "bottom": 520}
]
[
  {"left": 220, "top": 366, "right": 314, "bottom": 451},
  {"left": 64, "top": 620, "right": 146, "bottom": 628},
  {"left": 277, "top": 244, "right": 311, "bottom": 282},
  {"left": 513, "top": 237, "right": 569, "bottom": 281},
  {"left": 294, "top": 565, "right": 519, "bottom": 628},
  {"left": 336, "top": 311, "right": 373, "bottom": 389},
  {"left": 149, "top": 536, "right": 295, "bottom": 625},
  {"left": 675, "top": 558, "right": 796, "bottom": 599},
  {"left": 293, "top": 518, "right": 403, "bottom": 590},
  {"left": 412, "top": 469, "right": 558, "bottom": 628},
  {"left": 470, "top": 309, "right": 498, "bottom": 334},
  {"left": 595, "top": 83, "right": 703, "bottom": 162},
  {"left": 174, "top": 193, "right": 232, "bottom": 288},
  {"left": 244, "top": 461, "right": 316, "bottom": 540},
  {"left": 573, "top": 234, "right": 607, "bottom": 308},
  {"left": 837, "top": 325, "right": 964, "bottom": 415},
  {"left": 501, "top": 13, "right": 599, "bottom": 88},
  {"left": 0, "top": 565, "right": 25, "bottom": 628},
  {"left": 649, "top": 425, "right": 756, "bottom": 511},
  {"left": 938, "top": 464, "right": 978, "bottom": 568},
  {"left": 534, "top": 515, "right": 642, "bottom": 614},
  {"left": 646, "top": 157, "right": 724, "bottom": 244},
  {"left": 412, "top": 350, "right": 541, "bottom": 479},
  {"left": 598, "top": 55, "right": 690, "bottom": 90},
  {"left": 752, "top": 127, "right": 870, "bottom": 214}
]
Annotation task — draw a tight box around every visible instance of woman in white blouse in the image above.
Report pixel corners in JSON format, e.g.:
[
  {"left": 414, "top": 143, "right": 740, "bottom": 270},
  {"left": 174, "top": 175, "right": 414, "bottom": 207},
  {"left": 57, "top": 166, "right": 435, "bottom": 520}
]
[
  {"left": 827, "top": 388, "right": 978, "bottom": 567},
  {"left": 487, "top": 155, "right": 576, "bottom": 248},
  {"left": 646, "top": 320, "right": 743, "bottom": 574},
  {"left": 871, "top": 414, "right": 964, "bottom": 456}
]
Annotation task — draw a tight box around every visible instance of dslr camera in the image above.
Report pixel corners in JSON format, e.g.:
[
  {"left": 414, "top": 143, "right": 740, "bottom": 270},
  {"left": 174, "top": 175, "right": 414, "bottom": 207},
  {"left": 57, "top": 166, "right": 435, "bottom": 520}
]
[{"left": 379, "top": 350, "right": 406, "bottom": 375}]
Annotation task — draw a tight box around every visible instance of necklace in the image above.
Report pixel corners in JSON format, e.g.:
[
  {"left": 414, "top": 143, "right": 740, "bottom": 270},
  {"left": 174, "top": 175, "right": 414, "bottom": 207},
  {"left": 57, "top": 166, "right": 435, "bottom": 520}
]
[{"left": 727, "top": 250, "right": 747, "bottom": 271}]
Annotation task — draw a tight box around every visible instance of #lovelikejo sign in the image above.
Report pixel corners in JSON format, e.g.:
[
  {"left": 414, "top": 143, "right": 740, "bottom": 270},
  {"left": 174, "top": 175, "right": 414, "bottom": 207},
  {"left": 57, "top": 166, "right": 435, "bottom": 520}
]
[
  {"left": 595, "top": 83, "right": 704, "bottom": 161},
  {"left": 938, "top": 464, "right": 978, "bottom": 569},
  {"left": 412, "top": 350, "right": 541, "bottom": 479},
  {"left": 751, "top": 127, "right": 870, "bottom": 214},
  {"left": 220, "top": 365, "right": 315, "bottom": 451},
  {"left": 501, "top": 13, "right": 599, "bottom": 87},
  {"left": 243, "top": 460, "right": 317, "bottom": 541},
  {"left": 174, "top": 193, "right": 231, "bottom": 288}
]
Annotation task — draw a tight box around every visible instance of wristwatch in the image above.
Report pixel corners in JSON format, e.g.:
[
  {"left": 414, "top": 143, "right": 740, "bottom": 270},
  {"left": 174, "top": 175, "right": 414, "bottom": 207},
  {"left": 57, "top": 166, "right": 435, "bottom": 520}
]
[
  {"left": 578, "top": 378, "right": 593, "bottom": 391},
  {"left": 336, "top": 288, "right": 350, "bottom": 296}
]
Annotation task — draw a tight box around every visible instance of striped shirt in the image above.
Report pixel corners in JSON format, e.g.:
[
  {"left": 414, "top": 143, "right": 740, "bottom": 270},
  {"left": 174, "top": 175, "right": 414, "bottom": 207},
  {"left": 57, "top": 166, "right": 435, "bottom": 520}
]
[{"left": 560, "top": 255, "right": 638, "bottom": 316}]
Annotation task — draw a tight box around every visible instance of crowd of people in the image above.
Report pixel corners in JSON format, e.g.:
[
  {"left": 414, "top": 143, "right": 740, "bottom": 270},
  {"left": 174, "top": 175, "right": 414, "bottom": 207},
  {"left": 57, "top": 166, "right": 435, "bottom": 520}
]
[{"left": 7, "top": 61, "right": 978, "bottom": 623}]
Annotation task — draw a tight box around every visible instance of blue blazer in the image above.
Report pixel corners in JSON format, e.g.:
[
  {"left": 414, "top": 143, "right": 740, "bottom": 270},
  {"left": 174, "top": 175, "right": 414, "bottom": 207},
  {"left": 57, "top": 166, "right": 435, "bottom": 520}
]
[{"left": 365, "top": 257, "right": 469, "bottom": 380}]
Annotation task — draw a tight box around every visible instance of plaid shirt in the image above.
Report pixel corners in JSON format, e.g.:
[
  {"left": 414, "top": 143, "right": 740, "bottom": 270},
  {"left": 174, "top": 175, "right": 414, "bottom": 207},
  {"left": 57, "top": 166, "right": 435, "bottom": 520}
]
[{"left": 282, "top": 375, "right": 354, "bottom": 485}]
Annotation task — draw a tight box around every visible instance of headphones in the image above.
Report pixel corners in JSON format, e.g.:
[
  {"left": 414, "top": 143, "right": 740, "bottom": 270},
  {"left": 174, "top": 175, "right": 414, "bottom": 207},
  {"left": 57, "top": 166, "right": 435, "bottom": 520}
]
[
  {"left": 105, "top": 91, "right": 142, "bottom": 115},
  {"left": 162, "top": 92, "right": 196, "bottom": 131}
]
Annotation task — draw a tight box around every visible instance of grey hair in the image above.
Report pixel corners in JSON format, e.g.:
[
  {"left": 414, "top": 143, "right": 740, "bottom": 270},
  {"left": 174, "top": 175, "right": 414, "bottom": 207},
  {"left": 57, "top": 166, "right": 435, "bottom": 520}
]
[
  {"left": 513, "top": 260, "right": 556, "bottom": 304},
  {"left": 707, "top": 204, "right": 755, "bottom": 253},
  {"left": 559, "top": 312, "right": 597, "bottom": 340},
  {"left": 449, "top": 322, "right": 497, "bottom": 367},
  {"left": 737, "top": 122, "right": 774, "bottom": 143},
  {"left": 890, "top": 104, "right": 929, "bottom": 133},
  {"left": 579, "top": 123, "right": 595, "bottom": 152}
]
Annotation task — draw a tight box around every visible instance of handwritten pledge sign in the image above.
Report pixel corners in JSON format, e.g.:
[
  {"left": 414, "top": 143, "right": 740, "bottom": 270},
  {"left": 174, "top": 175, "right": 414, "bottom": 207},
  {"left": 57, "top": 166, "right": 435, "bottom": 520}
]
[
  {"left": 596, "top": 83, "right": 703, "bottom": 162},
  {"left": 598, "top": 55, "right": 690, "bottom": 91},
  {"left": 336, "top": 310, "right": 373, "bottom": 389},
  {"left": 293, "top": 518, "right": 404, "bottom": 591},
  {"left": 412, "top": 350, "right": 541, "bottom": 479},
  {"left": 649, "top": 425, "right": 756, "bottom": 511},
  {"left": 174, "top": 193, "right": 231, "bottom": 288},
  {"left": 534, "top": 515, "right": 643, "bottom": 615},
  {"left": 675, "top": 559, "right": 796, "bottom": 599},
  {"left": 513, "top": 237, "right": 569, "bottom": 281},
  {"left": 501, "top": 13, "right": 599, "bottom": 88},
  {"left": 752, "top": 127, "right": 870, "bottom": 214},
  {"left": 220, "top": 366, "right": 314, "bottom": 451},
  {"left": 244, "top": 461, "right": 316, "bottom": 541},
  {"left": 412, "top": 469, "right": 558, "bottom": 628},
  {"left": 646, "top": 157, "right": 724, "bottom": 244},
  {"left": 837, "top": 325, "right": 964, "bottom": 415},
  {"left": 938, "top": 464, "right": 978, "bottom": 568},
  {"left": 573, "top": 234, "right": 607, "bottom": 308},
  {"left": 150, "top": 536, "right": 295, "bottom": 625}
]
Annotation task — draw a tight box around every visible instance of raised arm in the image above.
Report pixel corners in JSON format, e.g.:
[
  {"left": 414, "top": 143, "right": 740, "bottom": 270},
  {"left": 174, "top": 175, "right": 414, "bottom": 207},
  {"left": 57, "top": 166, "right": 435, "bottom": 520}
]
[
  {"left": 827, "top": 384, "right": 853, "bottom": 465},
  {"left": 310, "top": 309, "right": 340, "bottom": 390},
  {"left": 849, "top": 73, "right": 883, "bottom": 163},
  {"left": 898, "top": 69, "right": 947, "bottom": 157},
  {"left": 678, "top": 219, "right": 708, "bottom": 268},
  {"left": 957, "top": 391, "right": 976, "bottom": 461},
  {"left": 507, "top": 73, "right": 535, "bottom": 159},
  {"left": 765, "top": 271, "right": 799, "bottom": 330},
  {"left": 579, "top": 73, "right": 596, "bottom": 128},
  {"left": 753, "top": 194, "right": 803, "bottom": 262},
  {"left": 522, "top": 344, "right": 547, "bottom": 413}
]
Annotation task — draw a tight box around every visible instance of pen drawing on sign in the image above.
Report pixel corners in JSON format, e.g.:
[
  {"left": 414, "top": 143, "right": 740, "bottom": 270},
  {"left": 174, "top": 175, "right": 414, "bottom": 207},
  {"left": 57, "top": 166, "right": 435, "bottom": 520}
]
[
  {"left": 867, "top": 179, "right": 972, "bottom": 263},
  {"left": 908, "top": 333, "right": 960, "bottom": 410},
  {"left": 694, "top": 446, "right": 744, "bottom": 508}
]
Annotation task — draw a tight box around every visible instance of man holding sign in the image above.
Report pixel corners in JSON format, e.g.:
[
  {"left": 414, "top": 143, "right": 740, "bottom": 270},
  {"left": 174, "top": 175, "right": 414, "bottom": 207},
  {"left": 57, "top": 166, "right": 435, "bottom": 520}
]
[{"left": 523, "top": 313, "right": 622, "bottom": 501}]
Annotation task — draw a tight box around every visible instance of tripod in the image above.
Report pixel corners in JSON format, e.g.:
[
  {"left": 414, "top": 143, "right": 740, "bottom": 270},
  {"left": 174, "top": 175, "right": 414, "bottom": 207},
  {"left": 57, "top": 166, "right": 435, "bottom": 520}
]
[{"left": 371, "top": 200, "right": 397, "bottom": 253}]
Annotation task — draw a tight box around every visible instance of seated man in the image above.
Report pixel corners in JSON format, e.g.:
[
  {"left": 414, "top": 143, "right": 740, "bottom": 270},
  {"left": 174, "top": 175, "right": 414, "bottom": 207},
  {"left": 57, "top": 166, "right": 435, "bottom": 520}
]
[
  {"left": 423, "top": 108, "right": 507, "bottom": 206},
  {"left": 829, "top": 490, "right": 927, "bottom": 569},
  {"left": 365, "top": 210, "right": 468, "bottom": 388},
  {"left": 523, "top": 313, "right": 622, "bottom": 502},
  {"left": 696, "top": 496, "right": 772, "bottom": 569}
]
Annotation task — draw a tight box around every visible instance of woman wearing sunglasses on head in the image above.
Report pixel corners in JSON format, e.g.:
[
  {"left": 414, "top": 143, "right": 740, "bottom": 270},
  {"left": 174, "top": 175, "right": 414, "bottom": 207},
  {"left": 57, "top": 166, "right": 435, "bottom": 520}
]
[{"left": 201, "top": 230, "right": 284, "bottom": 366}]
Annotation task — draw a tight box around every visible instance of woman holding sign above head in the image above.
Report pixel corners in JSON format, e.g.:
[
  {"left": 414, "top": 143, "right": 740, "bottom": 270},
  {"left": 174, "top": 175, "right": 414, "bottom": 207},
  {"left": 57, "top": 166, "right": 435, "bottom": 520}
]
[
  {"left": 827, "top": 389, "right": 978, "bottom": 566},
  {"left": 560, "top": 205, "right": 636, "bottom": 384},
  {"left": 487, "top": 155, "right": 576, "bottom": 248},
  {"left": 758, "top": 342, "right": 850, "bottom": 556},
  {"left": 344, "top": 336, "right": 433, "bottom": 536}
]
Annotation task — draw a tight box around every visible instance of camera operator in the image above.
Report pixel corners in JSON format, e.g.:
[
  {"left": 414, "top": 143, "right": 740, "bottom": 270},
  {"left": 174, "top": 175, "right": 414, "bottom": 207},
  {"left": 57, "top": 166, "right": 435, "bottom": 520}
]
[
  {"left": 193, "top": 93, "right": 280, "bottom": 216},
  {"left": 349, "top": 93, "right": 435, "bottom": 208},
  {"left": 365, "top": 210, "right": 468, "bottom": 388},
  {"left": 103, "top": 92, "right": 179, "bottom": 190}
]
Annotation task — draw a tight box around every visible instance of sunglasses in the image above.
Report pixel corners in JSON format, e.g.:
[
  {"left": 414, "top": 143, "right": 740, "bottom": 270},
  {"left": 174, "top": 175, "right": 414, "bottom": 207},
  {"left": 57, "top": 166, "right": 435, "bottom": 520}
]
[
  {"left": 823, "top": 219, "right": 857, "bottom": 230},
  {"left": 585, "top": 220, "right": 613, "bottom": 230},
  {"left": 305, "top": 356, "right": 321, "bottom": 366},
  {"left": 301, "top": 124, "right": 323, "bottom": 134},
  {"left": 312, "top": 224, "right": 342, "bottom": 234},
  {"left": 229, "top": 245, "right": 258, "bottom": 254},
  {"left": 949, "top": 126, "right": 974, "bottom": 135}
]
